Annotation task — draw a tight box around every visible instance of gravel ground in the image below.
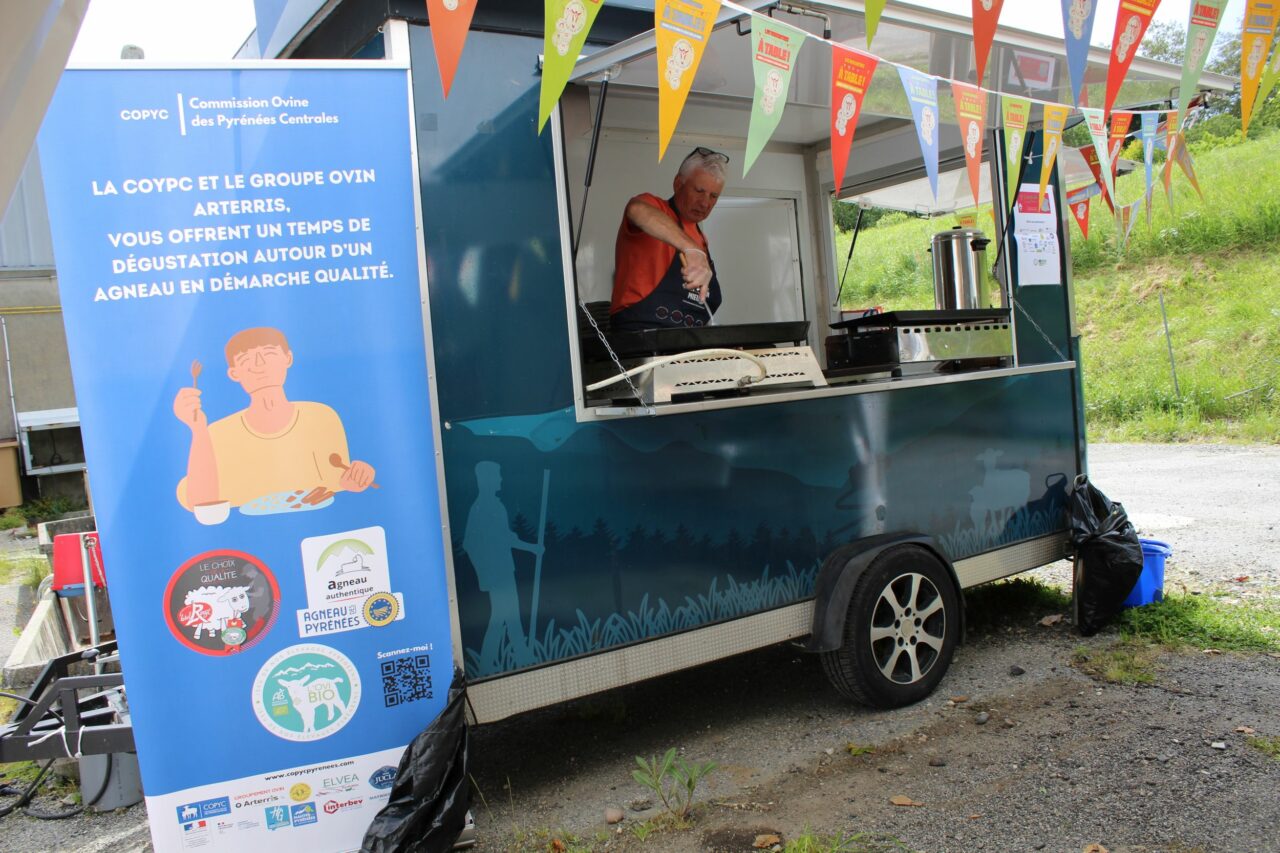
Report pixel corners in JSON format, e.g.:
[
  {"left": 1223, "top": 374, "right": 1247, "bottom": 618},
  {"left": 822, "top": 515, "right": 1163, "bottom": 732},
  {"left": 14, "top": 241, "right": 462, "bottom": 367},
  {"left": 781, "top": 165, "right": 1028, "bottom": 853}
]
[{"left": 2, "top": 443, "right": 1278, "bottom": 852}]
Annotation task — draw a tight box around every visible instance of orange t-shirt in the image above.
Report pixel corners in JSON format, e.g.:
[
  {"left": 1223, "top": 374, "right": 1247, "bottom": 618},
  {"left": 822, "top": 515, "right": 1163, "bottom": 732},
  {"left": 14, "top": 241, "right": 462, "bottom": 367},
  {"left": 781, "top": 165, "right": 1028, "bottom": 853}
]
[{"left": 611, "top": 194, "right": 709, "bottom": 315}]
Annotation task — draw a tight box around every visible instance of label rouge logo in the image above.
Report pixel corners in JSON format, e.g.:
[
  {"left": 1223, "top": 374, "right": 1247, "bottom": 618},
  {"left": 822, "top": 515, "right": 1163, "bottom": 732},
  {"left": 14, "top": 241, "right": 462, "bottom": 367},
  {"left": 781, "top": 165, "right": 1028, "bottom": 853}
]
[
  {"left": 252, "top": 644, "right": 361, "bottom": 741},
  {"left": 164, "top": 550, "right": 281, "bottom": 656}
]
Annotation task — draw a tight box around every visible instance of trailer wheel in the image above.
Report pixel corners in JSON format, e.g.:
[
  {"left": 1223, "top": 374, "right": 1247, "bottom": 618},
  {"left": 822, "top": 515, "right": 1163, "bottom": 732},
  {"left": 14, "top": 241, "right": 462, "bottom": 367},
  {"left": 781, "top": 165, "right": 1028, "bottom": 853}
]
[{"left": 820, "top": 545, "right": 960, "bottom": 708}]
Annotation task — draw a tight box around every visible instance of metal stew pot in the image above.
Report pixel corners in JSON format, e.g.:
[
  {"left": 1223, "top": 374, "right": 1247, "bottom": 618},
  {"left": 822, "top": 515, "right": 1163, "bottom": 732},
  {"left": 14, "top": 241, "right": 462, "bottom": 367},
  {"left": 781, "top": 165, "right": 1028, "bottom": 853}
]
[{"left": 928, "top": 227, "right": 1002, "bottom": 310}]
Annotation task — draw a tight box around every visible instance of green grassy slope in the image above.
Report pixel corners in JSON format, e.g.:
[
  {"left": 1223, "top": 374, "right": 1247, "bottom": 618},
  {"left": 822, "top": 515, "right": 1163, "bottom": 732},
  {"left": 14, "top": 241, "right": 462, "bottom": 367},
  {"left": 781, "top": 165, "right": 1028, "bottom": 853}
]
[{"left": 833, "top": 130, "right": 1280, "bottom": 442}]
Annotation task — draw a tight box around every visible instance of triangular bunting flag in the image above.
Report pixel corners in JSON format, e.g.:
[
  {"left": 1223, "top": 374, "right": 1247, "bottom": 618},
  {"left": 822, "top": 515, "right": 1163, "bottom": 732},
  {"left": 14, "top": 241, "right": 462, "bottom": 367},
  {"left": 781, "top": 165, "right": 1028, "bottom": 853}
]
[
  {"left": 745, "top": 16, "right": 807, "bottom": 175},
  {"left": 1079, "top": 144, "right": 1114, "bottom": 213},
  {"left": 1172, "top": 134, "right": 1205, "bottom": 200},
  {"left": 1061, "top": 0, "right": 1100, "bottom": 106},
  {"left": 1104, "top": 0, "right": 1162, "bottom": 117},
  {"left": 655, "top": 0, "right": 722, "bottom": 161},
  {"left": 971, "top": 0, "right": 1006, "bottom": 87},
  {"left": 539, "top": 0, "right": 607, "bottom": 132},
  {"left": 1081, "top": 108, "right": 1116, "bottom": 205},
  {"left": 1242, "top": 0, "right": 1279, "bottom": 135},
  {"left": 1001, "top": 95, "right": 1032, "bottom": 205},
  {"left": 1257, "top": 33, "right": 1280, "bottom": 109},
  {"left": 830, "top": 46, "right": 879, "bottom": 192},
  {"left": 1039, "top": 103, "right": 1072, "bottom": 210},
  {"left": 426, "top": 0, "right": 479, "bottom": 99},
  {"left": 1162, "top": 117, "right": 1178, "bottom": 208},
  {"left": 1140, "top": 111, "right": 1158, "bottom": 223},
  {"left": 1175, "top": 0, "right": 1227, "bottom": 130},
  {"left": 1108, "top": 111, "right": 1134, "bottom": 180},
  {"left": 1117, "top": 198, "right": 1141, "bottom": 248},
  {"left": 865, "top": 0, "right": 889, "bottom": 49},
  {"left": 1070, "top": 197, "right": 1091, "bottom": 238},
  {"left": 898, "top": 66, "right": 941, "bottom": 200},
  {"left": 952, "top": 81, "right": 987, "bottom": 207}
]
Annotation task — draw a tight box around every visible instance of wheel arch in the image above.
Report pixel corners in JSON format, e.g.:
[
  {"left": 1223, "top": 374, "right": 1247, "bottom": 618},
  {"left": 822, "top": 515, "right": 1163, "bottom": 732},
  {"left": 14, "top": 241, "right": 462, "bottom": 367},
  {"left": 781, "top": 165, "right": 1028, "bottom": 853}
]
[{"left": 805, "top": 532, "right": 964, "bottom": 653}]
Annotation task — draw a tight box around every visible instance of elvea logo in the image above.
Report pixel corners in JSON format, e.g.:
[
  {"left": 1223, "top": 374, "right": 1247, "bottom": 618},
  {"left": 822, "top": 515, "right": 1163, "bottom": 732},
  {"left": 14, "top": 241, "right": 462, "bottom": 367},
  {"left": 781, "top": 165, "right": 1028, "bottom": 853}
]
[{"left": 369, "top": 766, "right": 397, "bottom": 790}]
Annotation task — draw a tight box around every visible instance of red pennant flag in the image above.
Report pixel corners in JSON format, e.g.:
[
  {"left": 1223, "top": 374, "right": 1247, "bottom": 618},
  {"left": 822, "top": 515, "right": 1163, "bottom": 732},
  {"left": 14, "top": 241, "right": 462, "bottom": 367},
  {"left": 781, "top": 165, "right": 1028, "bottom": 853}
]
[
  {"left": 971, "top": 0, "right": 1007, "bottom": 86},
  {"left": 951, "top": 81, "right": 987, "bottom": 207},
  {"left": 830, "top": 46, "right": 879, "bottom": 193},
  {"left": 1080, "top": 144, "right": 1115, "bottom": 213},
  {"left": 1070, "top": 198, "right": 1091, "bottom": 238},
  {"left": 1105, "top": 0, "right": 1162, "bottom": 116},
  {"left": 426, "top": 0, "right": 479, "bottom": 98},
  {"left": 1107, "top": 111, "right": 1135, "bottom": 177}
]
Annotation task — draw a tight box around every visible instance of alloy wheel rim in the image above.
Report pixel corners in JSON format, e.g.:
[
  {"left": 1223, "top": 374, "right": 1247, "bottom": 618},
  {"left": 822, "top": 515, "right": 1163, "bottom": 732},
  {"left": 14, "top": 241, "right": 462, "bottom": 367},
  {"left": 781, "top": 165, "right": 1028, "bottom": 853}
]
[{"left": 868, "top": 571, "right": 946, "bottom": 684}]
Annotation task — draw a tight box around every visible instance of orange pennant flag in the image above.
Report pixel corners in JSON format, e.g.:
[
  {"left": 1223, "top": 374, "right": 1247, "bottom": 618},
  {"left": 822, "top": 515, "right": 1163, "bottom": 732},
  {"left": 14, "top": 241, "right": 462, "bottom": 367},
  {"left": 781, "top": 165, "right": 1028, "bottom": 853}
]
[
  {"left": 1241, "top": 0, "right": 1279, "bottom": 135},
  {"left": 426, "top": 0, "right": 479, "bottom": 99},
  {"left": 971, "top": 0, "right": 1007, "bottom": 87},
  {"left": 656, "top": 0, "right": 722, "bottom": 161},
  {"left": 952, "top": 81, "right": 987, "bottom": 207},
  {"left": 1070, "top": 197, "right": 1091, "bottom": 239}
]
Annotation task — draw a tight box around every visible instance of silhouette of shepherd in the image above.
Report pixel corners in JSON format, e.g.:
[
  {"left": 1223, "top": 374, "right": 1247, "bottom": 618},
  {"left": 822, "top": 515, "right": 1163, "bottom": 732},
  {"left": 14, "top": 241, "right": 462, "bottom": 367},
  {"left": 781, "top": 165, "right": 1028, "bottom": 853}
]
[{"left": 462, "top": 461, "right": 544, "bottom": 669}]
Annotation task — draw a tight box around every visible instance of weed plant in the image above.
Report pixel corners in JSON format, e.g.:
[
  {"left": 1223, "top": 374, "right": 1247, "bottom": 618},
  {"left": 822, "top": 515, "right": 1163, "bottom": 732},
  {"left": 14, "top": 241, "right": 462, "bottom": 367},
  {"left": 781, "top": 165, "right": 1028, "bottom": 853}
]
[
  {"left": 1115, "top": 593, "right": 1280, "bottom": 652},
  {"left": 631, "top": 748, "right": 716, "bottom": 824},
  {"left": 783, "top": 828, "right": 911, "bottom": 852}
]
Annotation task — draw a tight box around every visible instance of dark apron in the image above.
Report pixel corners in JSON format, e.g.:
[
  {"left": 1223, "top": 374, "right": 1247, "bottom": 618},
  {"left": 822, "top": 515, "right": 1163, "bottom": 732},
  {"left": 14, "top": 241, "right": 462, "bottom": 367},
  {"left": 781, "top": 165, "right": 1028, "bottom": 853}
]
[{"left": 612, "top": 198, "right": 722, "bottom": 332}]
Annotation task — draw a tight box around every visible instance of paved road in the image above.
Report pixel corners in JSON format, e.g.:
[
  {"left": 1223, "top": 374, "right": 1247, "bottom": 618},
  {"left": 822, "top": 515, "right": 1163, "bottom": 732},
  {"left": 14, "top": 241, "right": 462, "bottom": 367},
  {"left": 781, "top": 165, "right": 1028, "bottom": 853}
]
[{"left": 2, "top": 443, "right": 1278, "bottom": 851}]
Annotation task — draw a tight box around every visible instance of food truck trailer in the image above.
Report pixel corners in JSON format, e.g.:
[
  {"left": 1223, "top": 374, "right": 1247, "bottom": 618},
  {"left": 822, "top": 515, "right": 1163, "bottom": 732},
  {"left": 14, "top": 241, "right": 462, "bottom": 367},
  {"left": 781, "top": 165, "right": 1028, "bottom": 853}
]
[
  {"left": 239, "top": 0, "right": 1229, "bottom": 725},
  {"left": 228, "top": 3, "right": 1223, "bottom": 721}
]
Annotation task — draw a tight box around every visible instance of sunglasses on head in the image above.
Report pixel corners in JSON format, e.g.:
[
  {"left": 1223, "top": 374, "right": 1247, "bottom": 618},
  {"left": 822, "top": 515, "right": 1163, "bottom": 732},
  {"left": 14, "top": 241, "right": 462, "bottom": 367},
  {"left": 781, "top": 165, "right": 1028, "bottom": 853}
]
[{"left": 684, "top": 146, "right": 730, "bottom": 165}]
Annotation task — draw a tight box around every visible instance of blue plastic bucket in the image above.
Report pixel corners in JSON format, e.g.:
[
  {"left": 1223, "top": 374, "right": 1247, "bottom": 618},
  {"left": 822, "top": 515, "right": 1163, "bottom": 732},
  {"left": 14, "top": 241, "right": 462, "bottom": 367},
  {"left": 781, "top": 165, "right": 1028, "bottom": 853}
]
[{"left": 1123, "top": 538, "right": 1172, "bottom": 608}]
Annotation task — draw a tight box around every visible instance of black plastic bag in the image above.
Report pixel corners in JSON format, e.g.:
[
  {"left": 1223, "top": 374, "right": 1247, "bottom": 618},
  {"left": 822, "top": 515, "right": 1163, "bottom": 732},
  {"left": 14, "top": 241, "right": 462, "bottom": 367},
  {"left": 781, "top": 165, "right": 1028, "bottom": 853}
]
[
  {"left": 362, "top": 668, "right": 470, "bottom": 853},
  {"left": 1068, "top": 474, "right": 1144, "bottom": 636}
]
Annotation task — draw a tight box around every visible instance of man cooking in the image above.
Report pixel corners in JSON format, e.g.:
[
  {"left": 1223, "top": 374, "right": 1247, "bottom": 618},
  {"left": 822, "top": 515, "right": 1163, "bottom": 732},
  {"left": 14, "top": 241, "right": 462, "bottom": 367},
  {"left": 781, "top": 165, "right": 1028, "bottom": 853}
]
[{"left": 610, "top": 147, "right": 727, "bottom": 331}]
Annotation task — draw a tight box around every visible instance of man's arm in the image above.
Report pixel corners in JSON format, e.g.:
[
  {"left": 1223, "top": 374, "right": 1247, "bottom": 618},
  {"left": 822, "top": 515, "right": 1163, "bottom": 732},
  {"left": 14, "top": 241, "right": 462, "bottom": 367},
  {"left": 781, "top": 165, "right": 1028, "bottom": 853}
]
[
  {"left": 173, "top": 387, "right": 219, "bottom": 507},
  {"left": 625, "top": 198, "right": 713, "bottom": 300}
]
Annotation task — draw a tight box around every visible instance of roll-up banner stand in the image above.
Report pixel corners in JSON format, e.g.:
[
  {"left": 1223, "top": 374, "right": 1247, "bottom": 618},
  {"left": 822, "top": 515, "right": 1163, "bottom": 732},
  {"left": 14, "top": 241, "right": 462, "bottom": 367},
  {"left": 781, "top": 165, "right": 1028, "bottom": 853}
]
[{"left": 38, "top": 62, "right": 455, "bottom": 851}]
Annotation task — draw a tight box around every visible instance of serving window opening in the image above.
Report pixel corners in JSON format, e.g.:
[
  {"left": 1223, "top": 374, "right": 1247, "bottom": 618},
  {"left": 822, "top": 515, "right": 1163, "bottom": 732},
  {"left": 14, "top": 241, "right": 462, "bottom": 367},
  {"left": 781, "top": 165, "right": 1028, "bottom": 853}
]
[{"left": 552, "top": 1, "right": 1178, "bottom": 417}]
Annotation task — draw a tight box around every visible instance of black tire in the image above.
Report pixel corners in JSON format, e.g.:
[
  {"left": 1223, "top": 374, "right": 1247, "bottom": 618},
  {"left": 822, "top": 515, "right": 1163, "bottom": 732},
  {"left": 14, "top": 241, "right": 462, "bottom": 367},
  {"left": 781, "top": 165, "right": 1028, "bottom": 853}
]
[{"left": 820, "top": 545, "right": 961, "bottom": 708}]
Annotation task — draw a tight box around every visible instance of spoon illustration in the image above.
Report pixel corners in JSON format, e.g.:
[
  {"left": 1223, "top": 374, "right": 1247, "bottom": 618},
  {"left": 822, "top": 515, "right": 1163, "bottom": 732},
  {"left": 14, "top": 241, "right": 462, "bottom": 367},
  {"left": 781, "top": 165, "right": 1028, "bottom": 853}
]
[
  {"left": 329, "top": 453, "right": 380, "bottom": 489},
  {"left": 191, "top": 359, "right": 202, "bottom": 388}
]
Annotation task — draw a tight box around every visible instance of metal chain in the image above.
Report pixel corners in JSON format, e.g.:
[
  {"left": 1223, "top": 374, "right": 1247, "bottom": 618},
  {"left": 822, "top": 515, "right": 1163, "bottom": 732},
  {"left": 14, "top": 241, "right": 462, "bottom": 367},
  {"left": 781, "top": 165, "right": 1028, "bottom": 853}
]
[
  {"left": 578, "top": 298, "right": 646, "bottom": 403},
  {"left": 1011, "top": 294, "right": 1069, "bottom": 363}
]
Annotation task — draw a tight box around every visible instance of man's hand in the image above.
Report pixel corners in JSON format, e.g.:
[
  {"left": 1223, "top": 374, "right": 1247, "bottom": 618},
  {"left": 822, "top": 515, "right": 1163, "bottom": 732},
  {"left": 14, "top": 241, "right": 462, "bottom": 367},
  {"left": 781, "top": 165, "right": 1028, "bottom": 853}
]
[
  {"left": 173, "top": 387, "right": 207, "bottom": 431},
  {"left": 339, "top": 460, "right": 376, "bottom": 492},
  {"left": 681, "top": 249, "right": 712, "bottom": 304}
]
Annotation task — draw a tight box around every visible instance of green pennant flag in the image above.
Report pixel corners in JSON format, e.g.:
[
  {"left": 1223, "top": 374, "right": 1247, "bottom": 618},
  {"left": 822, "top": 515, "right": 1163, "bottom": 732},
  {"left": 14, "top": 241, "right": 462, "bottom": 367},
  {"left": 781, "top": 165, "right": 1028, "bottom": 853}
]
[
  {"left": 865, "top": 0, "right": 889, "bottom": 49},
  {"left": 1001, "top": 95, "right": 1031, "bottom": 206},
  {"left": 1174, "top": 0, "right": 1227, "bottom": 132},
  {"left": 744, "top": 16, "right": 807, "bottom": 176},
  {"left": 539, "top": 0, "right": 607, "bottom": 133}
]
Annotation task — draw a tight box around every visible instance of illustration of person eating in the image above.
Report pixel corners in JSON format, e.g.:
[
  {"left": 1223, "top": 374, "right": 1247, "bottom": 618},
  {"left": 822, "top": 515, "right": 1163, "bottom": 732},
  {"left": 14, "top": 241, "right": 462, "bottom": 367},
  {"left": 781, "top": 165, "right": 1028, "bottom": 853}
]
[{"left": 173, "top": 326, "right": 375, "bottom": 522}]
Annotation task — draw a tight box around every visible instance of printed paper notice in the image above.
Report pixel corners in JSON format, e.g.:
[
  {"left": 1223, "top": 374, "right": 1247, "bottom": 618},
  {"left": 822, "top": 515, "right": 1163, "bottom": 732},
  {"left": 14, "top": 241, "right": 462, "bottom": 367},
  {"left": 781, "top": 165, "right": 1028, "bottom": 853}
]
[{"left": 1013, "top": 183, "right": 1061, "bottom": 286}]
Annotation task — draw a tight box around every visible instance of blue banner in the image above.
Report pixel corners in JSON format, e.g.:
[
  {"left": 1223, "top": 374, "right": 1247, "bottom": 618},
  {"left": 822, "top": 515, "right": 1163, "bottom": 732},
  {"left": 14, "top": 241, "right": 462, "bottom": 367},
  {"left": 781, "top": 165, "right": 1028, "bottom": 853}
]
[
  {"left": 897, "top": 66, "right": 940, "bottom": 201},
  {"left": 1060, "top": 0, "right": 1099, "bottom": 106},
  {"left": 39, "top": 66, "right": 452, "bottom": 851},
  {"left": 1140, "top": 110, "right": 1159, "bottom": 221}
]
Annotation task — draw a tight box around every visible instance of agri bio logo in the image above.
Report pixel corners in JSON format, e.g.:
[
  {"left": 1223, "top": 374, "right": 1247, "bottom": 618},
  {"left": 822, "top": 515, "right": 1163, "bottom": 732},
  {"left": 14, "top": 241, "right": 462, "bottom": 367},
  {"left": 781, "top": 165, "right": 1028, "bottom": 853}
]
[{"left": 252, "top": 644, "right": 361, "bottom": 741}]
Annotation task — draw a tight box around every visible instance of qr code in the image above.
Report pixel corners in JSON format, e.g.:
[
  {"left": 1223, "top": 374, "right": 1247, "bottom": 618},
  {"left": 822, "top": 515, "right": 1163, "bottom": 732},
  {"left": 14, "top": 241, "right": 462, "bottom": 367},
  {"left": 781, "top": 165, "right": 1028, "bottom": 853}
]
[{"left": 381, "top": 654, "right": 432, "bottom": 707}]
